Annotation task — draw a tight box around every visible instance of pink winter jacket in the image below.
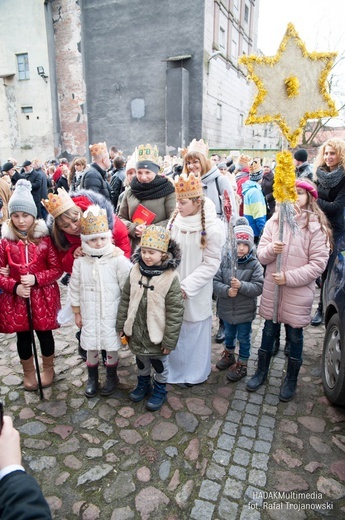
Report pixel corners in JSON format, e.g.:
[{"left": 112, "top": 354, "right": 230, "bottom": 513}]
[{"left": 257, "top": 210, "right": 329, "bottom": 328}]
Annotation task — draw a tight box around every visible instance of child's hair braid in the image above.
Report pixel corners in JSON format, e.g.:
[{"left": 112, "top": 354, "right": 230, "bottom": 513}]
[
  {"left": 200, "top": 198, "right": 207, "bottom": 248},
  {"left": 168, "top": 208, "right": 179, "bottom": 232}
]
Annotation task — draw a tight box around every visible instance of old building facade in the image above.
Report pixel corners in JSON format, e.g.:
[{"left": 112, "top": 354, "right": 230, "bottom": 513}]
[{"left": 0, "top": 0, "right": 273, "bottom": 163}]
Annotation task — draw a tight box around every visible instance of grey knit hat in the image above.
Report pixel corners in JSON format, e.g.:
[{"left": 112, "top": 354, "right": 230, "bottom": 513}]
[
  {"left": 234, "top": 217, "right": 254, "bottom": 249},
  {"left": 8, "top": 179, "right": 37, "bottom": 218}
]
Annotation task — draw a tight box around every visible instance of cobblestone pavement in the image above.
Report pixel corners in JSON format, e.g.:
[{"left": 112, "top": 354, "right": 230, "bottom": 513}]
[{"left": 1, "top": 284, "right": 345, "bottom": 520}]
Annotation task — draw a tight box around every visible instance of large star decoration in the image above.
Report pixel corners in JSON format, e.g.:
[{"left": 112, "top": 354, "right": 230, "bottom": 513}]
[{"left": 239, "top": 23, "right": 338, "bottom": 147}]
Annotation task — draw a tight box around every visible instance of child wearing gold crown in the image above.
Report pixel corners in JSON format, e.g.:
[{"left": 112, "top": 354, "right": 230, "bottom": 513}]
[
  {"left": 166, "top": 173, "right": 224, "bottom": 386},
  {"left": 69, "top": 205, "right": 131, "bottom": 398},
  {"left": 116, "top": 225, "right": 184, "bottom": 411}
]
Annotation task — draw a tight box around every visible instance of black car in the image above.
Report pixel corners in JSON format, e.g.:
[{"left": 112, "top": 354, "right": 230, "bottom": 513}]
[{"left": 322, "top": 228, "right": 345, "bottom": 405}]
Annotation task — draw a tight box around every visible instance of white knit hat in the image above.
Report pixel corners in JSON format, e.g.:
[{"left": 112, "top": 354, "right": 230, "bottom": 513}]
[
  {"left": 234, "top": 217, "right": 254, "bottom": 249},
  {"left": 9, "top": 179, "right": 37, "bottom": 218}
]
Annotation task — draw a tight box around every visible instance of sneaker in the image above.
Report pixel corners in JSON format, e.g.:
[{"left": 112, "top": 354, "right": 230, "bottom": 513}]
[
  {"left": 226, "top": 362, "right": 247, "bottom": 382},
  {"left": 216, "top": 350, "right": 236, "bottom": 370}
]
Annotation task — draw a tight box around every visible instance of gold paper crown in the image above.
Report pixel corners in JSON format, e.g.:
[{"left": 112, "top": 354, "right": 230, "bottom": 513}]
[
  {"left": 237, "top": 154, "right": 251, "bottom": 169},
  {"left": 89, "top": 142, "right": 108, "bottom": 157},
  {"left": 249, "top": 158, "right": 262, "bottom": 175},
  {"left": 174, "top": 172, "right": 204, "bottom": 200},
  {"left": 42, "top": 188, "right": 76, "bottom": 218},
  {"left": 136, "top": 144, "right": 159, "bottom": 165},
  {"left": 140, "top": 225, "right": 170, "bottom": 253},
  {"left": 187, "top": 139, "right": 209, "bottom": 157},
  {"left": 80, "top": 205, "right": 109, "bottom": 237}
]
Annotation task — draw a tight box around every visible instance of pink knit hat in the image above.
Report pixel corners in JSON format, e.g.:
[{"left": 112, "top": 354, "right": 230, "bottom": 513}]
[{"left": 295, "top": 179, "right": 318, "bottom": 199}]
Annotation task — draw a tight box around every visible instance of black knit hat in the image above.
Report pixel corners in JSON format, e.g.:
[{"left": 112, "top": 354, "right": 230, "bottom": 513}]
[
  {"left": 293, "top": 149, "right": 308, "bottom": 162},
  {"left": 1, "top": 162, "right": 14, "bottom": 172},
  {"left": 21, "top": 160, "right": 32, "bottom": 167}
]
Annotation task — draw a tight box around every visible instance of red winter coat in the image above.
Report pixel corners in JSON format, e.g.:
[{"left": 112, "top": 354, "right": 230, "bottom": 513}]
[{"left": 0, "top": 220, "right": 63, "bottom": 333}]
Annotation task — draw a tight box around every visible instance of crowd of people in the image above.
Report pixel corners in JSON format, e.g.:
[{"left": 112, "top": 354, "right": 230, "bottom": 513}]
[{"left": 0, "top": 136, "right": 344, "bottom": 517}]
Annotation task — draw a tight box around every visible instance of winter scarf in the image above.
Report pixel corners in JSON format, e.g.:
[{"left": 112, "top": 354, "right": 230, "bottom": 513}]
[
  {"left": 316, "top": 165, "right": 345, "bottom": 189},
  {"left": 130, "top": 175, "right": 175, "bottom": 201}
]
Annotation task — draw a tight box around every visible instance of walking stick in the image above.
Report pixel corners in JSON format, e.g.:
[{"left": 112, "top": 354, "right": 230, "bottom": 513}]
[{"left": 6, "top": 240, "right": 44, "bottom": 399}]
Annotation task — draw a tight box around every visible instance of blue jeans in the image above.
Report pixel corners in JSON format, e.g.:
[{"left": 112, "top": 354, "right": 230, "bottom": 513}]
[
  {"left": 223, "top": 321, "right": 252, "bottom": 361},
  {"left": 261, "top": 320, "right": 303, "bottom": 361}
]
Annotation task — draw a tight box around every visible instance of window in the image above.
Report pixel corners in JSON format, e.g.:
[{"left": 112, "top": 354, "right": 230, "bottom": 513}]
[
  {"left": 219, "top": 11, "right": 227, "bottom": 51},
  {"left": 239, "top": 114, "right": 244, "bottom": 127},
  {"left": 17, "top": 53, "right": 30, "bottom": 80},
  {"left": 21, "top": 106, "right": 33, "bottom": 113},
  {"left": 244, "top": 4, "right": 249, "bottom": 23},
  {"left": 217, "top": 103, "right": 222, "bottom": 120},
  {"left": 231, "top": 30, "right": 238, "bottom": 60},
  {"left": 219, "top": 27, "right": 226, "bottom": 50}
]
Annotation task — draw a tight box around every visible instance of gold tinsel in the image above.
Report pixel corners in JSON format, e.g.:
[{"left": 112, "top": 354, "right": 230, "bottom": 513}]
[
  {"left": 285, "top": 76, "right": 300, "bottom": 98},
  {"left": 239, "top": 23, "right": 338, "bottom": 148},
  {"left": 273, "top": 151, "right": 297, "bottom": 204}
]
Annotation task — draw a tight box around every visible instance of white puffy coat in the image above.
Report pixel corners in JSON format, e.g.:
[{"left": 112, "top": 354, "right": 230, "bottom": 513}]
[{"left": 69, "top": 245, "right": 131, "bottom": 351}]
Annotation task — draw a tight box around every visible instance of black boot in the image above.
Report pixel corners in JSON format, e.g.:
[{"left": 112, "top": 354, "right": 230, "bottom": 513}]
[
  {"left": 146, "top": 380, "right": 167, "bottom": 411},
  {"left": 246, "top": 349, "right": 272, "bottom": 392},
  {"left": 311, "top": 303, "right": 323, "bottom": 326},
  {"left": 215, "top": 319, "right": 225, "bottom": 344},
  {"left": 76, "top": 330, "right": 87, "bottom": 361},
  {"left": 130, "top": 375, "right": 152, "bottom": 402},
  {"left": 85, "top": 365, "right": 98, "bottom": 398},
  {"left": 101, "top": 364, "right": 119, "bottom": 396},
  {"left": 279, "top": 357, "right": 302, "bottom": 402}
]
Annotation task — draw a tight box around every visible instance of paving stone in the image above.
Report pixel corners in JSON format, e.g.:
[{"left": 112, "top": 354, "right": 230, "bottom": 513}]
[
  {"left": 151, "top": 421, "right": 178, "bottom": 441},
  {"left": 217, "top": 433, "right": 235, "bottom": 452},
  {"left": 17, "top": 421, "right": 47, "bottom": 435},
  {"left": 231, "top": 399, "right": 246, "bottom": 412},
  {"left": 159, "top": 460, "right": 171, "bottom": 481},
  {"left": 316, "top": 476, "right": 345, "bottom": 499},
  {"left": 190, "top": 499, "right": 215, "bottom": 519},
  {"left": 253, "top": 440, "right": 271, "bottom": 454},
  {"left": 137, "top": 466, "right": 151, "bottom": 482},
  {"left": 175, "top": 479, "right": 194, "bottom": 509},
  {"left": 135, "top": 486, "right": 169, "bottom": 519},
  {"left": 223, "top": 477, "right": 244, "bottom": 499},
  {"left": 248, "top": 468, "right": 266, "bottom": 487},
  {"left": 233, "top": 448, "right": 251, "bottom": 466},
  {"left": 217, "top": 497, "right": 238, "bottom": 519},
  {"left": 309, "top": 435, "right": 332, "bottom": 454},
  {"left": 272, "top": 449, "right": 303, "bottom": 468},
  {"left": 213, "top": 449, "right": 231, "bottom": 466},
  {"left": 110, "top": 506, "right": 135, "bottom": 520},
  {"left": 119, "top": 429, "right": 143, "bottom": 445},
  {"left": 330, "top": 460, "right": 345, "bottom": 482},
  {"left": 212, "top": 396, "right": 230, "bottom": 415},
  {"left": 27, "top": 456, "right": 57, "bottom": 472},
  {"left": 185, "top": 398, "right": 212, "bottom": 415},
  {"left": 242, "top": 413, "right": 258, "bottom": 427},
  {"left": 229, "top": 465, "right": 247, "bottom": 481},
  {"left": 175, "top": 411, "right": 199, "bottom": 432},
  {"left": 77, "top": 464, "right": 113, "bottom": 486},
  {"left": 297, "top": 416, "right": 326, "bottom": 433},
  {"left": 222, "top": 421, "right": 239, "bottom": 436},
  {"left": 104, "top": 471, "right": 136, "bottom": 501},
  {"left": 206, "top": 462, "right": 226, "bottom": 481}
]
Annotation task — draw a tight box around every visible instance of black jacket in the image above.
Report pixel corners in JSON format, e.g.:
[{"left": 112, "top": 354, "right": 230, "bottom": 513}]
[
  {"left": 0, "top": 470, "right": 52, "bottom": 520},
  {"left": 80, "top": 163, "right": 112, "bottom": 200},
  {"left": 317, "top": 175, "right": 345, "bottom": 238}
]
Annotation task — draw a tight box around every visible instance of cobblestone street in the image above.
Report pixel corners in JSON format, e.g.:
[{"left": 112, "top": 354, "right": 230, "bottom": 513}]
[{"left": 1, "top": 284, "right": 345, "bottom": 519}]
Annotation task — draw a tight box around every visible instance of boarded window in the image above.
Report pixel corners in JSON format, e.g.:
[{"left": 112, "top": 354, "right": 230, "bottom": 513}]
[{"left": 17, "top": 53, "right": 30, "bottom": 80}]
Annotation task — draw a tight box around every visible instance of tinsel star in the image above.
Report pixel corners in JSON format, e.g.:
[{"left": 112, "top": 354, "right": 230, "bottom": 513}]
[{"left": 239, "top": 23, "right": 338, "bottom": 147}]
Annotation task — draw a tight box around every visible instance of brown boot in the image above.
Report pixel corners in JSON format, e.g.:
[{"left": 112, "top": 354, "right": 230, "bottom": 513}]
[
  {"left": 20, "top": 357, "right": 38, "bottom": 391},
  {"left": 41, "top": 355, "right": 55, "bottom": 388}
]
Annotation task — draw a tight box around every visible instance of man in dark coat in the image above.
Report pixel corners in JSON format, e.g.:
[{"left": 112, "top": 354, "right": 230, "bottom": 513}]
[
  {"left": 80, "top": 142, "right": 112, "bottom": 200},
  {"left": 293, "top": 149, "right": 313, "bottom": 180},
  {"left": 21, "top": 160, "right": 43, "bottom": 218}
]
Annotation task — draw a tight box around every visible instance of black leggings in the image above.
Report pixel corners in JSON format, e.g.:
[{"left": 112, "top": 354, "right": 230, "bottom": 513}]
[{"left": 17, "top": 330, "right": 55, "bottom": 360}]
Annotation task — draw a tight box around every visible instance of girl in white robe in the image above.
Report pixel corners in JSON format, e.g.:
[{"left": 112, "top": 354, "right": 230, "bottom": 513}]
[{"left": 167, "top": 173, "right": 224, "bottom": 385}]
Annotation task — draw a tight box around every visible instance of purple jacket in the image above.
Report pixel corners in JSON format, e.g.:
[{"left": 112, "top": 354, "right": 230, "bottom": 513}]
[{"left": 257, "top": 210, "right": 329, "bottom": 328}]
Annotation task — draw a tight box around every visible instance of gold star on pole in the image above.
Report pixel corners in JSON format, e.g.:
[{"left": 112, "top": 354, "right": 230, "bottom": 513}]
[{"left": 239, "top": 23, "right": 338, "bottom": 147}]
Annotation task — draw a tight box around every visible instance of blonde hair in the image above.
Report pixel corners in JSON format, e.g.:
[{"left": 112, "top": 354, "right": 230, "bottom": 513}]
[
  {"left": 168, "top": 197, "right": 207, "bottom": 248},
  {"left": 314, "top": 138, "right": 345, "bottom": 171},
  {"left": 51, "top": 206, "right": 81, "bottom": 251},
  {"left": 297, "top": 179, "right": 333, "bottom": 251},
  {"left": 8, "top": 218, "right": 40, "bottom": 245},
  {"left": 182, "top": 151, "right": 212, "bottom": 176}
]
